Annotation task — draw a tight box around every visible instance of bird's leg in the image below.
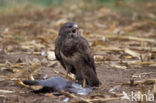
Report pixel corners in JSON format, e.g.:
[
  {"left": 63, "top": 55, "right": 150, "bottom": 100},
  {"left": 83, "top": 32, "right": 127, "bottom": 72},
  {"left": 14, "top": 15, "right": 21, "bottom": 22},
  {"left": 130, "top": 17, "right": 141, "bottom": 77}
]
[
  {"left": 66, "top": 71, "right": 69, "bottom": 79},
  {"left": 83, "top": 79, "right": 86, "bottom": 88},
  {"left": 65, "top": 66, "right": 71, "bottom": 79}
]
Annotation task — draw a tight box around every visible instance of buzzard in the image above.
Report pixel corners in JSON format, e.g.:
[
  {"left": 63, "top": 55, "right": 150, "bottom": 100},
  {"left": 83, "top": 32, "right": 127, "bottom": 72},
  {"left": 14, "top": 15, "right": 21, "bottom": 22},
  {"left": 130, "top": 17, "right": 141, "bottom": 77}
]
[{"left": 55, "top": 22, "right": 100, "bottom": 87}]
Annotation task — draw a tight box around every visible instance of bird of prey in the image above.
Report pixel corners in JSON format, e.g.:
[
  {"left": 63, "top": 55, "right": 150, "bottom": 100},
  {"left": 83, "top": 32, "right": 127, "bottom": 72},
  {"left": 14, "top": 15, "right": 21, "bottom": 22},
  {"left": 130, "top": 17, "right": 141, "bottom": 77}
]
[{"left": 55, "top": 22, "right": 100, "bottom": 87}]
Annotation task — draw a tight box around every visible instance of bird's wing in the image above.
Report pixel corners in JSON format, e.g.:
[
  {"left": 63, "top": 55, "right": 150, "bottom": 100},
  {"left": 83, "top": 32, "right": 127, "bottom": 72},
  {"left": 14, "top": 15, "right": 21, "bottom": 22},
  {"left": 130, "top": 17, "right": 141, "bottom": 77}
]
[
  {"left": 55, "top": 37, "right": 76, "bottom": 74},
  {"left": 55, "top": 37, "right": 66, "bottom": 69},
  {"left": 55, "top": 37, "right": 61, "bottom": 60},
  {"left": 78, "top": 37, "right": 96, "bottom": 73}
]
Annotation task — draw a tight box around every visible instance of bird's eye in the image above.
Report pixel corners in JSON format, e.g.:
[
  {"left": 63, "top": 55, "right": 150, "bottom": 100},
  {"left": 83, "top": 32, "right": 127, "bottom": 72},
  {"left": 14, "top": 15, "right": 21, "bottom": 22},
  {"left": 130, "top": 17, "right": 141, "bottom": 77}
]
[{"left": 67, "top": 25, "right": 72, "bottom": 28}]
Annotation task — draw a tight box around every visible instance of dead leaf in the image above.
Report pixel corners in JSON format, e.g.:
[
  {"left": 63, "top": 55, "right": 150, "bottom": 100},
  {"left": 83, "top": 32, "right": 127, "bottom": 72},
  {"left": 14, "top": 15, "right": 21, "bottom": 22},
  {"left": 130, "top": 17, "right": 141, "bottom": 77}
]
[
  {"left": 124, "top": 48, "right": 140, "bottom": 59},
  {"left": 47, "top": 51, "right": 56, "bottom": 60}
]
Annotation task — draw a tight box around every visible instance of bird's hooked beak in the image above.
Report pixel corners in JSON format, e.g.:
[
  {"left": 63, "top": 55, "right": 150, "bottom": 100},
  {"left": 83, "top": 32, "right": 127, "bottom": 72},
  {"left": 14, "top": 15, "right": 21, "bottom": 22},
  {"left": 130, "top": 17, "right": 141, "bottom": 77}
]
[
  {"left": 73, "top": 24, "right": 78, "bottom": 28},
  {"left": 72, "top": 24, "right": 78, "bottom": 34}
]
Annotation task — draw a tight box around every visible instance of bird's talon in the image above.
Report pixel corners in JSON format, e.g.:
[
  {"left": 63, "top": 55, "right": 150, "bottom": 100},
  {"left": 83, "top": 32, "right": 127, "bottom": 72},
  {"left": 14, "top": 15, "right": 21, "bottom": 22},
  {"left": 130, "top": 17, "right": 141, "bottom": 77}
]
[{"left": 83, "top": 79, "right": 86, "bottom": 88}]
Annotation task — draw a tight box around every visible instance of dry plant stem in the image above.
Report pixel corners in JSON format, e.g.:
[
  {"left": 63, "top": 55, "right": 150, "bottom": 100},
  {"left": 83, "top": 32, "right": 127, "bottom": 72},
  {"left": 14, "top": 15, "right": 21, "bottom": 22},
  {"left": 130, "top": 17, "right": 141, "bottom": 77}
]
[
  {"left": 53, "top": 69, "right": 66, "bottom": 77},
  {"left": 153, "top": 81, "right": 156, "bottom": 96},
  {"left": 0, "top": 95, "right": 6, "bottom": 98},
  {"left": 0, "top": 64, "right": 6, "bottom": 67},
  {"left": 16, "top": 80, "right": 30, "bottom": 88},
  {"left": 88, "top": 97, "right": 120, "bottom": 102},
  {"left": 0, "top": 90, "right": 15, "bottom": 93},
  {"left": 101, "top": 46, "right": 156, "bottom": 53},
  {"left": 105, "top": 35, "right": 156, "bottom": 44},
  {"left": 25, "top": 56, "right": 30, "bottom": 80},
  {"left": 132, "top": 72, "right": 156, "bottom": 78},
  {"left": 53, "top": 69, "right": 75, "bottom": 81},
  {"left": 59, "top": 91, "right": 92, "bottom": 103},
  {"left": 60, "top": 91, "right": 121, "bottom": 103},
  {"left": 127, "top": 61, "right": 156, "bottom": 65},
  {"left": 129, "top": 47, "right": 156, "bottom": 53},
  {"left": 124, "top": 78, "right": 156, "bottom": 86}
]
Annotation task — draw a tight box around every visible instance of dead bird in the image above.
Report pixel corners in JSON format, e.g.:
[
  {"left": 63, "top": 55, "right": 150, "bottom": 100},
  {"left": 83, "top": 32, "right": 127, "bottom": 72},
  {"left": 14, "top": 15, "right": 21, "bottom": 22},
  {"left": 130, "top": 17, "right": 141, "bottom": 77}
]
[
  {"left": 55, "top": 22, "right": 100, "bottom": 87},
  {"left": 23, "top": 76, "right": 92, "bottom": 95}
]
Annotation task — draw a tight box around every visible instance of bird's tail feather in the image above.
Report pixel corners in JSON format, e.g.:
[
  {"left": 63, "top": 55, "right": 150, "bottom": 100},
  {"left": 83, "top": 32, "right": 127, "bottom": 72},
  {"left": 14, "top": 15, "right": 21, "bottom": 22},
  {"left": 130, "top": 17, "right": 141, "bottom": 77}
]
[
  {"left": 87, "top": 74, "right": 100, "bottom": 87},
  {"left": 83, "top": 66, "right": 100, "bottom": 87},
  {"left": 23, "top": 80, "right": 39, "bottom": 85}
]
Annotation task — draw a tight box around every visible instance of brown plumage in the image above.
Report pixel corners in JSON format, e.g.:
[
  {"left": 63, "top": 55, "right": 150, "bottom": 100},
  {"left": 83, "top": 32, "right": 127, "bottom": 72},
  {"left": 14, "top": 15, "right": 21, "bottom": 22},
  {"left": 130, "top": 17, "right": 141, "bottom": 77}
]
[{"left": 55, "top": 22, "right": 100, "bottom": 87}]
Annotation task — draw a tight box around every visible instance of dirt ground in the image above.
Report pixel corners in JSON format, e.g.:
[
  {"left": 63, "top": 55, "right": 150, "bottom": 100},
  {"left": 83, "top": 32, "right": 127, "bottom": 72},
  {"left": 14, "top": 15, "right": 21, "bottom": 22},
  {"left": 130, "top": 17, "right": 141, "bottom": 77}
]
[
  {"left": 0, "top": 55, "right": 155, "bottom": 103},
  {"left": 0, "top": 1, "right": 156, "bottom": 103}
]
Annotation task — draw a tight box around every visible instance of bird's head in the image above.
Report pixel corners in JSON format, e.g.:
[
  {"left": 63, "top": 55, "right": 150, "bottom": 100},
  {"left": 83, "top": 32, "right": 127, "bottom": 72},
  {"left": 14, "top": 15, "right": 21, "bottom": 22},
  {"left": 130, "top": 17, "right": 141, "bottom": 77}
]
[{"left": 59, "top": 22, "right": 79, "bottom": 38}]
